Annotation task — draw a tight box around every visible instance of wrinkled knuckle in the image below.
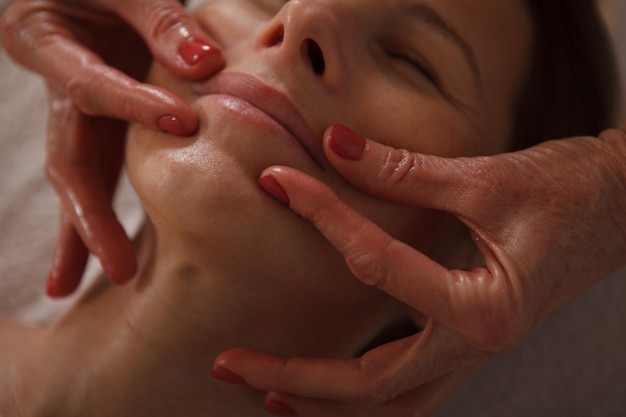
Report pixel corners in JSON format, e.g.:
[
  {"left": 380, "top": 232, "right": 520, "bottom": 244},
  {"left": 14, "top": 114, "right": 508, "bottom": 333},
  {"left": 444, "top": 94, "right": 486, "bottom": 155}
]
[
  {"left": 64, "top": 73, "right": 98, "bottom": 115},
  {"left": 302, "top": 194, "right": 337, "bottom": 227},
  {"left": 146, "top": 4, "right": 189, "bottom": 42},
  {"left": 378, "top": 148, "right": 419, "bottom": 189},
  {"left": 345, "top": 250, "right": 383, "bottom": 287},
  {"left": 344, "top": 238, "right": 392, "bottom": 289}
]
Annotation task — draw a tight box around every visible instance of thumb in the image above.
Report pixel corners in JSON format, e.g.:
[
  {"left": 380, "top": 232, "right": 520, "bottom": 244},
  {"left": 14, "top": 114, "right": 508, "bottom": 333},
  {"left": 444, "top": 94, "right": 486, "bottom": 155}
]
[
  {"left": 323, "top": 125, "right": 484, "bottom": 214},
  {"left": 107, "top": 0, "right": 224, "bottom": 79}
]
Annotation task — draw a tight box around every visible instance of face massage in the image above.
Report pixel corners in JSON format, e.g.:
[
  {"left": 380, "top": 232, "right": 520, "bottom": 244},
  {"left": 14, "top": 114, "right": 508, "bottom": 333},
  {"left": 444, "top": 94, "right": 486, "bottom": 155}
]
[{"left": 0, "top": 0, "right": 625, "bottom": 416}]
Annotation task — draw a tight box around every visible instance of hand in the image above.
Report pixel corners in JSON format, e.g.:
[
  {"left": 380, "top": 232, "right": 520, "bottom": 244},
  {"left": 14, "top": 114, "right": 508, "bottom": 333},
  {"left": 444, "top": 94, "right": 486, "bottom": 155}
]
[
  {"left": 213, "top": 123, "right": 626, "bottom": 416},
  {"left": 1, "top": 0, "right": 225, "bottom": 296}
]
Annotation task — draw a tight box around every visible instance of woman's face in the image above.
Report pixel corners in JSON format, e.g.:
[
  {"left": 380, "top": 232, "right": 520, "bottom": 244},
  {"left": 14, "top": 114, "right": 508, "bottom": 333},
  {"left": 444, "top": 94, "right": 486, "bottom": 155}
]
[{"left": 126, "top": 0, "right": 532, "bottom": 293}]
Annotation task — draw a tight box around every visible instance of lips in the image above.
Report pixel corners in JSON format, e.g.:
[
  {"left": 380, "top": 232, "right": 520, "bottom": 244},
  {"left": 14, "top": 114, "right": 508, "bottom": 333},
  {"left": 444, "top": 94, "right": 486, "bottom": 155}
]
[{"left": 193, "top": 72, "right": 322, "bottom": 167}]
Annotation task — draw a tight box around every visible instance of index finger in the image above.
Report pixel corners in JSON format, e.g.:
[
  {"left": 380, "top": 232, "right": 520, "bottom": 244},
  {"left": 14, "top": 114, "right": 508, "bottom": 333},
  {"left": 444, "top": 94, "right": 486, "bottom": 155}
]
[
  {"left": 266, "top": 369, "right": 473, "bottom": 417},
  {"left": 258, "top": 166, "right": 454, "bottom": 318},
  {"left": 260, "top": 166, "right": 520, "bottom": 353}
]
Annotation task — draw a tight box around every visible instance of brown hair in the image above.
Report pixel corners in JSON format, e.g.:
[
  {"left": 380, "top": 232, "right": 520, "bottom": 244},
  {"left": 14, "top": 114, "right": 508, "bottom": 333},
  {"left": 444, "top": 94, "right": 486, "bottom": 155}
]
[{"left": 511, "top": 0, "right": 621, "bottom": 150}]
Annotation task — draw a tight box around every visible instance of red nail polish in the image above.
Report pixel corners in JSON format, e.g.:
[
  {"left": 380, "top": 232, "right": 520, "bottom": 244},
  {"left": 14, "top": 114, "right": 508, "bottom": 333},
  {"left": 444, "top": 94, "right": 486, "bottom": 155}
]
[
  {"left": 328, "top": 125, "right": 366, "bottom": 161},
  {"left": 157, "top": 115, "right": 193, "bottom": 137},
  {"left": 102, "top": 263, "right": 131, "bottom": 286},
  {"left": 265, "top": 400, "right": 299, "bottom": 417},
  {"left": 46, "top": 272, "right": 60, "bottom": 298},
  {"left": 179, "top": 37, "right": 220, "bottom": 66},
  {"left": 211, "top": 366, "right": 249, "bottom": 385},
  {"left": 258, "top": 175, "right": 290, "bottom": 205},
  {"left": 102, "top": 264, "right": 120, "bottom": 284}
]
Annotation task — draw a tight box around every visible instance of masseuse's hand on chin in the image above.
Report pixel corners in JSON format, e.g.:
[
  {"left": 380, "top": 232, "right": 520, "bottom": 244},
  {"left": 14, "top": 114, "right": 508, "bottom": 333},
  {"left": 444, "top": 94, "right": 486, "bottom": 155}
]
[
  {"left": 214, "top": 123, "right": 626, "bottom": 416},
  {"left": 1, "top": 0, "right": 224, "bottom": 297}
]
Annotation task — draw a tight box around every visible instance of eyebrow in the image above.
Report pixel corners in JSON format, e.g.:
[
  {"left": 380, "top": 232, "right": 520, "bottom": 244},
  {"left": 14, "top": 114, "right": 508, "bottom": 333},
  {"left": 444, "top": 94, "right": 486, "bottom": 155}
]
[{"left": 408, "top": 4, "right": 483, "bottom": 89}]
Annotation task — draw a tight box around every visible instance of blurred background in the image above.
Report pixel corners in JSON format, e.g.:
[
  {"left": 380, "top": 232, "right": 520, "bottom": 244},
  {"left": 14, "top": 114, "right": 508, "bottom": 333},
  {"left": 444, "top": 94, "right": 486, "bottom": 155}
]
[{"left": 599, "top": 0, "right": 625, "bottom": 117}]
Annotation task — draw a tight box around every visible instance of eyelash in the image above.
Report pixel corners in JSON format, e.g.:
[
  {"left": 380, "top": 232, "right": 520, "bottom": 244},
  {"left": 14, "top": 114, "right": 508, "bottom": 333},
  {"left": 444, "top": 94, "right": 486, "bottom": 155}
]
[{"left": 386, "top": 50, "right": 437, "bottom": 85}]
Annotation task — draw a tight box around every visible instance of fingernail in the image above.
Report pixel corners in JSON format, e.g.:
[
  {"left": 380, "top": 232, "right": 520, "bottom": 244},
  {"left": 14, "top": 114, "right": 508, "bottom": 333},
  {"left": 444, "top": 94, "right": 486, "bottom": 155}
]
[
  {"left": 157, "top": 115, "right": 193, "bottom": 137},
  {"left": 211, "top": 366, "right": 248, "bottom": 385},
  {"left": 179, "top": 37, "right": 221, "bottom": 66},
  {"left": 328, "top": 124, "right": 366, "bottom": 161},
  {"left": 103, "top": 263, "right": 131, "bottom": 286},
  {"left": 265, "top": 400, "right": 299, "bottom": 417},
  {"left": 46, "top": 272, "right": 60, "bottom": 298},
  {"left": 258, "top": 175, "right": 290, "bottom": 205}
]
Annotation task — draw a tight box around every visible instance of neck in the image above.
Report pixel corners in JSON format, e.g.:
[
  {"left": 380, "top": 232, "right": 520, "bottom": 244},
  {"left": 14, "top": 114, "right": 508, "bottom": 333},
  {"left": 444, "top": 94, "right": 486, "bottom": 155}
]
[{"left": 9, "top": 221, "right": 399, "bottom": 416}]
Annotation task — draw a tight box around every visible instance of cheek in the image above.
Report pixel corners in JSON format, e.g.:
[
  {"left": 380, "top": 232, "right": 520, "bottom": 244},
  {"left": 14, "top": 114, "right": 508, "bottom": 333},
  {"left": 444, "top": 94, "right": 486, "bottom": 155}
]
[{"left": 338, "top": 78, "right": 483, "bottom": 157}]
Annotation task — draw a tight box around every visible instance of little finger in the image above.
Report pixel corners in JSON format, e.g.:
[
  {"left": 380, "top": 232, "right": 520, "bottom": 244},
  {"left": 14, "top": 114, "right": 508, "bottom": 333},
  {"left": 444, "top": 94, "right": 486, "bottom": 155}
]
[{"left": 264, "top": 369, "right": 473, "bottom": 417}]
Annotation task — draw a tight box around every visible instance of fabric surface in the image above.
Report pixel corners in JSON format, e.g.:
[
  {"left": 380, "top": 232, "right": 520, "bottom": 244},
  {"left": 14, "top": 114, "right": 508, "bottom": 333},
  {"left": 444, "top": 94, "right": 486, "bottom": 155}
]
[{"left": 0, "top": 0, "right": 624, "bottom": 415}]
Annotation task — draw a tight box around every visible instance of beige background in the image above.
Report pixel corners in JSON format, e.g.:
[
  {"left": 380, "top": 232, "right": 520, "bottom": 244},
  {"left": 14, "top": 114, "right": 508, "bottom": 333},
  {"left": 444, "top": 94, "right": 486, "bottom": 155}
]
[{"left": 0, "top": 1, "right": 624, "bottom": 415}]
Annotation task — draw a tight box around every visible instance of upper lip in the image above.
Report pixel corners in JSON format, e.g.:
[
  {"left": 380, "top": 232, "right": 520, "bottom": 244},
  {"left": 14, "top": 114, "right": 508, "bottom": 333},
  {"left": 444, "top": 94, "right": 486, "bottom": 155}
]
[{"left": 193, "top": 72, "right": 322, "bottom": 166}]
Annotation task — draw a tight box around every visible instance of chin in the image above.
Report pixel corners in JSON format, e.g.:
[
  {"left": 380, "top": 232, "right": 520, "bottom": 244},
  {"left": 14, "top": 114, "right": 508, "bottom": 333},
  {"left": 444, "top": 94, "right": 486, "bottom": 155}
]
[{"left": 125, "top": 117, "right": 327, "bottom": 270}]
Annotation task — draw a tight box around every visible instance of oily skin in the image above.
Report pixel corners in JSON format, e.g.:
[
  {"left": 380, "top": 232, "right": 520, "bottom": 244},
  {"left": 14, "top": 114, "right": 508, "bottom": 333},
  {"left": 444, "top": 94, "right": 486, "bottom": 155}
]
[
  {"left": 0, "top": 0, "right": 533, "bottom": 415},
  {"left": 127, "top": 0, "right": 533, "bottom": 276}
]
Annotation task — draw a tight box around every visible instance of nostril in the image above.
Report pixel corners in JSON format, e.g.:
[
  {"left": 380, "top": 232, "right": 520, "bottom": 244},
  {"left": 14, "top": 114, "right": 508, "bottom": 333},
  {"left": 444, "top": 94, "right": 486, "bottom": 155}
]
[
  {"left": 305, "top": 38, "right": 325, "bottom": 75},
  {"left": 267, "top": 25, "right": 285, "bottom": 47}
]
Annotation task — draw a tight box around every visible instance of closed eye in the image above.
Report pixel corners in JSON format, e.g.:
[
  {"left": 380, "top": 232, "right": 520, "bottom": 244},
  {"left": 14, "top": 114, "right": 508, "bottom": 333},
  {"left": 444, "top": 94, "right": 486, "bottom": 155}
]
[{"left": 387, "top": 50, "right": 437, "bottom": 85}]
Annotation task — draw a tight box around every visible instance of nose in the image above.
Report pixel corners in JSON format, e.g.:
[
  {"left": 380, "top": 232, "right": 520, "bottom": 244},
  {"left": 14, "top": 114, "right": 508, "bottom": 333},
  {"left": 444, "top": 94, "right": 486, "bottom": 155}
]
[{"left": 256, "top": 0, "right": 346, "bottom": 87}]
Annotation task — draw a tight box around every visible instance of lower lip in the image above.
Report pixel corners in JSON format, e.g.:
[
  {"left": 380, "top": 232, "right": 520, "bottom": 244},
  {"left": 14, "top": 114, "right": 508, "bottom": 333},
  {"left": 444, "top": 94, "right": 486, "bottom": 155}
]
[{"left": 196, "top": 94, "right": 308, "bottom": 154}]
